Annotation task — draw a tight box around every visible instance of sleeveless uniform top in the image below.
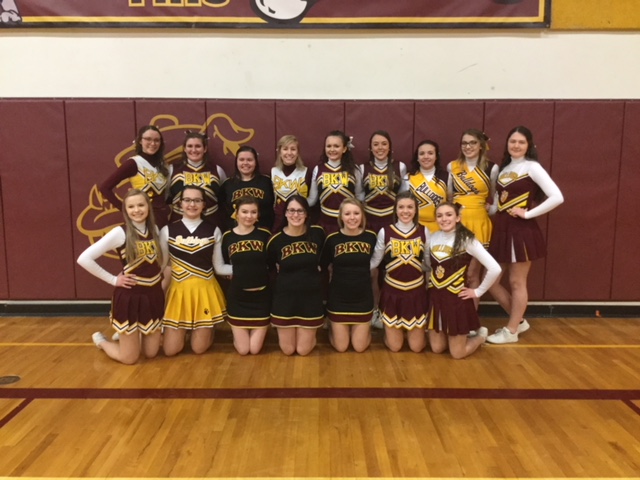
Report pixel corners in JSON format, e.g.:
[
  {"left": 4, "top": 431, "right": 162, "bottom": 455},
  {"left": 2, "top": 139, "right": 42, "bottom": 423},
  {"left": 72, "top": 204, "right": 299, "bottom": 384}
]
[
  {"left": 362, "top": 161, "right": 402, "bottom": 227},
  {"left": 117, "top": 230, "right": 162, "bottom": 287},
  {"left": 381, "top": 224, "right": 428, "bottom": 291},
  {"left": 271, "top": 165, "right": 308, "bottom": 229},
  {"left": 316, "top": 162, "right": 357, "bottom": 220},
  {"left": 407, "top": 170, "right": 448, "bottom": 233},
  {"left": 169, "top": 162, "right": 224, "bottom": 222},
  {"left": 166, "top": 221, "right": 217, "bottom": 281}
]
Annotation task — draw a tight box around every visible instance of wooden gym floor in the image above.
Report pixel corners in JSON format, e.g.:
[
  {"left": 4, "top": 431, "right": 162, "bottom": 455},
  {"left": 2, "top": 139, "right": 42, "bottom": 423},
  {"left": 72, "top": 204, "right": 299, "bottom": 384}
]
[{"left": 0, "top": 316, "right": 638, "bottom": 480}]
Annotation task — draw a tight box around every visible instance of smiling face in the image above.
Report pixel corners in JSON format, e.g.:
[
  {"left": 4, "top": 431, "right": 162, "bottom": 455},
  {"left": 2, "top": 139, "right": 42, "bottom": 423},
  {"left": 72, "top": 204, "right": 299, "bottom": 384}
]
[
  {"left": 396, "top": 198, "right": 417, "bottom": 224},
  {"left": 460, "top": 133, "right": 481, "bottom": 160},
  {"left": 325, "top": 135, "right": 347, "bottom": 162},
  {"left": 184, "top": 137, "right": 206, "bottom": 164},
  {"left": 417, "top": 143, "right": 437, "bottom": 170},
  {"left": 279, "top": 141, "right": 299, "bottom": 167},
  {"left": 285, "top": 199, "right": 307, "bottom": 228},
  {"left": 507, "top": 132, "right": 529, "bottom": 158},
  {"left": 435, "top": 204, "right": 460, "bottom": 233},
  {"left": 340, "top": 202, "right": 364, "bottom": 232},
  {"left": 181, "top": 187, "right": 205, "bottom": 220},
  {"left": 236, "top": 201, "right": 259, "bottom": 228},
  {"left": 139, "top": 128, "right": 162, "bottom": 155},
  {"left": 370, "top": 134, "right": 390, "bottom": 162},
  {"left": 124, "top": 193, "right": 150, "bottom": 224},
  {"left": 237, "top": 151, "right": 257, "bottom": 179}
]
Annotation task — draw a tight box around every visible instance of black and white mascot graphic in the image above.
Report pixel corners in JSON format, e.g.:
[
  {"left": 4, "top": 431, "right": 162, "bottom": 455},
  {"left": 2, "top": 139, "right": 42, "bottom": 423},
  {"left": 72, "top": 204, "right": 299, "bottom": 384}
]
[
  {"left": 0, "top": 0, "right": 21, "bottom": 24},
  {"left": 251, "top": 0, "right": 319, "bottom": 24}
]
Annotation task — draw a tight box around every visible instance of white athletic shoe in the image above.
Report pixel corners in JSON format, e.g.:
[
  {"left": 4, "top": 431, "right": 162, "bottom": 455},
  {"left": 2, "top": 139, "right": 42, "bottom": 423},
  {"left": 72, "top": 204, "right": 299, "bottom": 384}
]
[
  {"left": 486, "top": 327, "right": 518, "bottom": 344},
  {"left": 477, "top": 326, "right": 489, "bottom": 339},
  {"left": 371, "top": 310, "right": 384, "bottom": 329},
  {"left": 468, "top": 330, "right": 477, "bottom": 337},
  {"left": 111, "top": 332, "right": 120, "bottom": 341},
  {"left": 92, "top": 332, "right": 107, "bottom": 349},
  {"left": 517, "top": 319, "right": 530, "bottom": 334}
]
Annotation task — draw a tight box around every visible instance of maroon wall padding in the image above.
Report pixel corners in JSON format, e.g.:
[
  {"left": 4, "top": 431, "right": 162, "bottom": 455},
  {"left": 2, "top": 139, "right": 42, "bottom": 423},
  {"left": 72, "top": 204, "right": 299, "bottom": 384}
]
[
  {"left": 0, "top": 100, "right": 76, "bottom": 299},
  {"left": 135, "top": 100, "right": 208, "bottom": 168},
  {"left": 484, "top": 101, "right": 556, "bottom": 300},
  {"left": 0, "top": 180, "right": 8, "bottom": 298},
  {"left": 66, "top": 100, "right": 136, "bottom": 300},
  {"left": 611, "top": 101, "right": 640, "bottom": 300},
  {"left": 345, "top": 101, "right": 415, "bottom": 166},
  {"left": 545, "top": 101, "right": 625, "bottom": 300},
  {"left": 414, "top": 101, "right": 485, "bottom": 167},
  {"left": 275, "top": 101, "right": 345, "bottom": 167},
  {"left": 206, "top": 100, "right": 276, "bottom": 176}
]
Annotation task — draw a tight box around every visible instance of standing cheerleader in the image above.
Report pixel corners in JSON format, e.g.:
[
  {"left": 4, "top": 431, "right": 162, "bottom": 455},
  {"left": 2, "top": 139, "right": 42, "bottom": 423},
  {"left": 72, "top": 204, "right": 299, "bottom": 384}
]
[
  {"left": 267, "top": 195, "right": 325, "bottom": 356},
  {"left": 161, "top": 186, "right": 227, "bottom": 356},
  {"left": 486, "top": 126, "right": 564, "bottom": 344},
  {"left": 427, "top": 202, "right": 501, "bottom": 359},
  {"left": 168, "top": 131, "right": 227, "bottom": 224},
  {"left": 406, "top": 140, "right": 449, "bottom": 234},
  {"left": 271, "top": 135, "right": 310, "bottom": 230},
  {"left": 447, "top": 129, "right": 498, "bottom": 304},
  {"left": 370, "top": 191, "right": 430, "bottom": 353},
  {"left": 215, "top": 196, "right": 272, "bottom": 355},
  {"left": 307, "top": 130, "right": 363, "bottom": 235},
  {"left": 77, "top": 189, "right": 167, "bottom": 364},
  {"left": 100, "top": 125, "right": 173, "bottom": 228},
  {"left": 219, "top": 146, "right": 275, "bottom": 231},
  {"left": 321, "top": 199, "right": 377, "bottom": 353},
  {"left": 361, "top": 131, "right": 407, "bottom": 234}
]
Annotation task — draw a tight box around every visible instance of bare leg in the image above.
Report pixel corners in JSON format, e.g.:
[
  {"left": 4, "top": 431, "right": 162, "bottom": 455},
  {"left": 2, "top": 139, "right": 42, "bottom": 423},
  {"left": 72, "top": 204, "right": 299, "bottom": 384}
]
[
  {"left": 100, "top": 331, "right": 141, "bottom": 365},
  {"left": 277, "top": 327, "right": 296, "bottom": 355},
  {"left": 350, "top": 323, "right": 371, "bottom": 353},
  {"left": 384, "top": 325, "right": 404, "bottom": 352},
  {"left": 505, "top": 261, "right": 531, "bottom": 332},
  {"left": 330, "top": 322, "right": 350, "bottom": 352},
  {"left": 407, "top": 327, "right": 426, "bottom": 353},
  {"left": 141, "top": 330, "right": 162, "bottom": 358},
  {"left": 190, "top": 328, "right": 213, "bottom": 355},
  {"left": 296, "top": 328, "right": 318, "bottom": 356},
  {"left": 428, "top": 330, "right": 447, "bottom": 354},
  {"left": 488, "top": 266, "right": 512, "bottom": 316},
  {"left": 232, "top": 327, "right": 251, "bottom": 355},
  {"left": 162, "top": 328, "right": 186, "bottom": 357},
  {"left": 448, "top": 334, "right": 485, "bottom": 359},
  {"left": 249, "top": 328, "right": 269, "bottom": 355}
]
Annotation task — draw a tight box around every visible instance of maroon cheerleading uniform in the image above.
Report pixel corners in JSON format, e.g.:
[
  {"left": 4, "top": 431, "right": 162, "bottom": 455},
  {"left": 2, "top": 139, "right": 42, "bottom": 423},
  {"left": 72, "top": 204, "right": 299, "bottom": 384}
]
[
  {"left": 362, "top": 162, "right": 402, "bottom": 233},
  {"left": 169, "top": 161, "right": 225, "bottom": 224},
  {"left": 315, "top": 162, "right": 357, "bottom": 235}
]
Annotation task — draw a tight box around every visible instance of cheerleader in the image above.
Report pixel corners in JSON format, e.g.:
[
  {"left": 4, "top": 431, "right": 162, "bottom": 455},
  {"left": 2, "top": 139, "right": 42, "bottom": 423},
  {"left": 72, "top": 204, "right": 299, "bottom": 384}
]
[
  {"left": 321, "top": 199, "right": 377, "bottom": 352},
  {"left": 99, "top": 125, "right": 173, "bottom": 228},
  {"left": 307, "top": 130, "right": 363, "bottom": 235},
  {"left": 168, "top": 131, "right": 227, "bottom": 224},
  {"left": 447, "top": 129, "right": 498, "bottom": 307},
  {"left": 370, "top": 191, "right": 430, "bottom": 353},
  {"left": 77, "top": 189, "right": 168, "bottom": 364},
  {"left": 219, "top": 146, "right": 275, "bottom": 231},
  {"left": 271, "top": 135, "right": 310, "bottom": 230},
  {"left": 214, "top": 196, "right": 271, "bottom": 355},
  {"left": 161, "top": 186, "right": 227, "bottom": 356},
  {"left": 486, "top": 126, "right": 564, "bottom": 344},
  {"left": 267, "top": 195, "right": 325, "bottom": 356},
  {"left": 405, "top": 140, "right": 449, "bottom": 234},
  {"left": 427, "top": 202, "right": 501, "bottom": 359}
]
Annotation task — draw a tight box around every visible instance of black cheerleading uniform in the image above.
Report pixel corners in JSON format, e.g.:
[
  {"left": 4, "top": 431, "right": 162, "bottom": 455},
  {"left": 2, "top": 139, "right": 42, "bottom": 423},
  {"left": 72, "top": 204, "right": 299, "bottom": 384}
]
[
  {"left": 321, "top": 229, "right": 377, "bottom": 323},
  {"left": 169, "top": 161, "right": 225, "bottom": 223},
  {"left": 219, "top": 175, "right": 275, "bottom": 232},
  {"left": 267, "top": 225, "right": 326, "bottom": 328},
  {"left": 220, "top": 227, "right": 272, "bottom": 328}
]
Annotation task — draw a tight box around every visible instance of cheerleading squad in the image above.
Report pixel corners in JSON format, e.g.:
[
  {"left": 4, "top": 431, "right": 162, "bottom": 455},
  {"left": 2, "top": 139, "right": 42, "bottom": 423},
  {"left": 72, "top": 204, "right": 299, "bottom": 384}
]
[{"left": 78, "top": 125, "right": 563, "bottom": 364}]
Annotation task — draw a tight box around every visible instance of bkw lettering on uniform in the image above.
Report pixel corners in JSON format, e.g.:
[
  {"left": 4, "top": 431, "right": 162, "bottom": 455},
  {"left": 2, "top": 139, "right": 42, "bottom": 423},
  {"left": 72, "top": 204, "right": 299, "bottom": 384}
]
[
  {"left": 335, "top": 242, "right": 372, "bottom": 257},
  {"left": 281, "top": 242, "right": 317, "bottom": 260}
]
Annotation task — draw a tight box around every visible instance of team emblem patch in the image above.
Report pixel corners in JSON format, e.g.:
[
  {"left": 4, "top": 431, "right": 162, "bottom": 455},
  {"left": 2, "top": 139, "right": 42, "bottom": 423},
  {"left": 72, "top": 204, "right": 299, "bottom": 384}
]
[
  {"left": 435, "top": 265, "right": 445, "bottom": 280},
  {"left": 500, "top": 190, "right": 509, "bottom": 203}
]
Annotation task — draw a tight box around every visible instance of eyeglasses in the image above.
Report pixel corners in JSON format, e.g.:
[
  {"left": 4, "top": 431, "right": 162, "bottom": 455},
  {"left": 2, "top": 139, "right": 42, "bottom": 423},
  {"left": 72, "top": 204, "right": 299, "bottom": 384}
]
[
  {"left": 182, "top": 198, "right": 204, "bottom": 205},
  {"left": 142, "top": 137, "right": 161, "bottom": 144},
  {"left": 461, "top": 140, "right": 479, "bottom": 147},
  {"left": 286, "top": 208, "right": 306, "bottom": 215}
]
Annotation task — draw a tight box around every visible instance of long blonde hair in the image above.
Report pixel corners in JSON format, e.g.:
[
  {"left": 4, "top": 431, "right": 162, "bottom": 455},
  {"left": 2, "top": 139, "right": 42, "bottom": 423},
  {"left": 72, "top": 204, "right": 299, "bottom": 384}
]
[{"left": 122, "top": 189, "right": 163, "bottom": 265}]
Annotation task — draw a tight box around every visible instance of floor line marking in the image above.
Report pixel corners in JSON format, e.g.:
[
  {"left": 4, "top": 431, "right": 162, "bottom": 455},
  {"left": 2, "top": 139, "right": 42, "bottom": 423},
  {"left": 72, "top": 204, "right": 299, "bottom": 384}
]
[{"left": 0, "top": 398, "right": 32, "bottom": 428}]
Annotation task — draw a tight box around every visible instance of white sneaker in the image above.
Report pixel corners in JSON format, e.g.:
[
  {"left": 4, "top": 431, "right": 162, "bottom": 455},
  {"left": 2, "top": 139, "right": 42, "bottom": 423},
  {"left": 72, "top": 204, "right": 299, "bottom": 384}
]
[
  {"left": 486, "top": 327, "right": 518, "bottom": 344},
  {"left": 111, "top": 332, "right": 120, "bottom": 341},
  {"left": 92, "top": 332, "right": 107, "bottom": 349},
  {"left": 477, "top": 326, "right": 489, "bottom": 339},
  {"left": 468, "top": 330, "right": 477, "bottom": 337},
  {"left": 371, "top": 310, "right": 384, "bottom": 329},
  {"left": 517, "top": 319, "right": 530, "bottom": 334}
]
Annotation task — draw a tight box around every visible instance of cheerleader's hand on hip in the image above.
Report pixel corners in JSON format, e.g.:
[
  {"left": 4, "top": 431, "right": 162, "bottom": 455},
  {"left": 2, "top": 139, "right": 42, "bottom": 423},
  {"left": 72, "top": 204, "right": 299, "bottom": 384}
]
[
  {"left": 508, "top": 207, "right": 527, "bottom": 218},
  {"left": 458, "top": 287, "right": 478, "bottom": 300},
  {"left": 116, "top": 272, "right": 137, "bottom": 289}
]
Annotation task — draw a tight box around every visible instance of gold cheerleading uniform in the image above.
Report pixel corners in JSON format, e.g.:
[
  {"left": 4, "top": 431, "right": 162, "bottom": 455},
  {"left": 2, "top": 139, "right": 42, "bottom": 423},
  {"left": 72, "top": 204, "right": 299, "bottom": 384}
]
[{"left": 407, "top": 169, "right": 448, "bottom": 234}]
